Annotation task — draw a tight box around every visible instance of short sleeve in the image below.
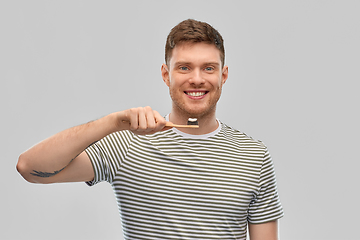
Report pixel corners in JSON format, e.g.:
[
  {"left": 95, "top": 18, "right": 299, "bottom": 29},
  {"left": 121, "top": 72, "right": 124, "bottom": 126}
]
[
  {"left": 248, "top": 148, "right": 284, "bottom": 223},
  {"left": 85, "top": 131, "right": 133, "bottom": 186}
]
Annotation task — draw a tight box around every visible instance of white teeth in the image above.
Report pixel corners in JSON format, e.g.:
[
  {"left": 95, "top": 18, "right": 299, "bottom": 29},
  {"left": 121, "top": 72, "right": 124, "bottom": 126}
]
[{"left": 186, "top": 92, "right": 206, "bottom": 97}]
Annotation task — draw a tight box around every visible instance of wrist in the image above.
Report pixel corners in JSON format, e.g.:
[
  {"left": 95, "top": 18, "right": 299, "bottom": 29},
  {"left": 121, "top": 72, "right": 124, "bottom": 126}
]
[{"left": 109, "top": 111, "right": 128, "bottom": 132}]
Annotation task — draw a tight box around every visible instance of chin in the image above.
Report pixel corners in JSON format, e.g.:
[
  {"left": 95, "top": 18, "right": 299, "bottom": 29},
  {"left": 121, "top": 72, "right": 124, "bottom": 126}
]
[
  {"left": 171, "top": 96, "right": 218, "bottom": 118},
  {"left": 183, "top": 106, "right": 217, "bottom": 118}
]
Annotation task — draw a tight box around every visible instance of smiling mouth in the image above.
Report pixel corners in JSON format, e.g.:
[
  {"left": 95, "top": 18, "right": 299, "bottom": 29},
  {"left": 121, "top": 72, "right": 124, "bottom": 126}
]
[{"left": 185, "top": 91, "right": 208, "bottom": 97}]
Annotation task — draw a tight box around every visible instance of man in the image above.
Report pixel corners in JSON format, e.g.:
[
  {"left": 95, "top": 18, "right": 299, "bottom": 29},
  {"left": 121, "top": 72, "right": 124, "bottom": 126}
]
[{"left": 17, "top": 19, "right": 283, "bottom": 239}]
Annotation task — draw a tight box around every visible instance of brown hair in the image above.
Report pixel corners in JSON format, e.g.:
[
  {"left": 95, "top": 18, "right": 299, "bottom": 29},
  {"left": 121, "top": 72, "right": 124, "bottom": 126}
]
[{"left": 165, "top": 19, "right": 225, "bottom": 67}]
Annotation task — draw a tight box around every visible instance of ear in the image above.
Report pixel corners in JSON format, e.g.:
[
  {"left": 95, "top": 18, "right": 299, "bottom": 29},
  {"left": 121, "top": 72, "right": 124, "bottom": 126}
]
[
  {"left": 221, "top": 65, "right": 229, "bottom": 86},
  {"left": 161, "top": 64, "right": 170, "bottom": 87}
]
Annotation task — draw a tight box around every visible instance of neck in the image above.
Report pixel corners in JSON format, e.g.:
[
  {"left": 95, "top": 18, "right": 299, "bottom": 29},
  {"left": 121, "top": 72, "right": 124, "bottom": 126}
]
[{"left": 169, "top": 108, "right": 219, "bottom": 135}]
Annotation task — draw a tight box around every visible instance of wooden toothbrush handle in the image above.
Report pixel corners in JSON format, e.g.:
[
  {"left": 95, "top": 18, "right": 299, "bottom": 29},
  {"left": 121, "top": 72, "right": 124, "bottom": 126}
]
[
  {"left": 165, "top": 122, "right": 199, "bottom": 128},
  {"left": 122, "top": 121, "right": 199, "bottom": 128}
]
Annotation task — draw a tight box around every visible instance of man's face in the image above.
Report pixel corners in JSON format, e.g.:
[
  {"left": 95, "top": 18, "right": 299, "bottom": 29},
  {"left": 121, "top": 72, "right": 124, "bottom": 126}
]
[{"left": 162, "top": 42, "right": 228, "bottom": 119}]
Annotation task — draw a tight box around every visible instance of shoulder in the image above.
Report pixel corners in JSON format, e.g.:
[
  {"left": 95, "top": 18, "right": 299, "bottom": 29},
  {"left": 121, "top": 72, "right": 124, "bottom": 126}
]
[
  {"left": 96, "top": 130, "right": 137, "bottom": 150},
  {"left": 218, "top": 121, "right": 266, "bottom": 149}
]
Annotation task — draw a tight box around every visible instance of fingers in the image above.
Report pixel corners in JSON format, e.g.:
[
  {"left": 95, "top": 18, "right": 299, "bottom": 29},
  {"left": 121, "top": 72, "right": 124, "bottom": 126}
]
[
  {"left": 153, "top": 109, "right": 168, "bottom": 132},
  {"left": 124, "top": 107, "right": 168, "bottom": 135}
]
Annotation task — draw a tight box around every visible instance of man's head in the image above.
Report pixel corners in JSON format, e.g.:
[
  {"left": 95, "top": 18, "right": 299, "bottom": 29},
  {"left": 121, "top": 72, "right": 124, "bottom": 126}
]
[
  {"left": 165, "top": 19, "right": 225, "bottom": 68},
  {"left": 161, "top": 20, "right": 228, "bottom": 123}
]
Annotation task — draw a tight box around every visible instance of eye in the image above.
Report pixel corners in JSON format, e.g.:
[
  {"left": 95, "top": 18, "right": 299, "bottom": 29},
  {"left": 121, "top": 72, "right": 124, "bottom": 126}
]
[
  {"left": 204, "top": 66, "right": 214, "bottom": 71},
  {"left": 180, "top": 66, "right": 189, "bottom": 71}
]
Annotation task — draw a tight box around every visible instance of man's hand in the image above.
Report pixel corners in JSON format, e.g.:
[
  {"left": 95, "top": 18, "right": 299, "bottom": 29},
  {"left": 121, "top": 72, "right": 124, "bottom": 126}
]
[{"left": 116, "top": 106, "right": 171, "bottom": 135}]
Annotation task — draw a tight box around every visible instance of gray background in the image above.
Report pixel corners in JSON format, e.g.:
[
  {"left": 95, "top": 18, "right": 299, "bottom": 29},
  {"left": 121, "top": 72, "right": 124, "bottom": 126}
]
[{"left": 1, "top": 1, "right": 359, "bottom": 239}]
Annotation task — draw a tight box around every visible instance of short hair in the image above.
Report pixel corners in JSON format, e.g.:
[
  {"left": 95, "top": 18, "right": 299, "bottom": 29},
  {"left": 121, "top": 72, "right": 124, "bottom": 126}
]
[{"left": 165, "top": 19, "right": 225, "bottom": 67}]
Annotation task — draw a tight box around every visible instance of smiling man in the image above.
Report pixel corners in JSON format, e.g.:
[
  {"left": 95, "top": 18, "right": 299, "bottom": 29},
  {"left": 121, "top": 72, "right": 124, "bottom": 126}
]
[
  {"left": 162, "top": 41, "right": 228, "bottom": 135},
  {"left": 17, "top": 19, "right": 284, "bottom": 240}
]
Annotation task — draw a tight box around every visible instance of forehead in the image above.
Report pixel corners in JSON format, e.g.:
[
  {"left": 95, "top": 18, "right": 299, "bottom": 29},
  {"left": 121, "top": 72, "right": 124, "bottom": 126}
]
[{"left": 169, "top": 42, "right": 222, "bottom": 66}]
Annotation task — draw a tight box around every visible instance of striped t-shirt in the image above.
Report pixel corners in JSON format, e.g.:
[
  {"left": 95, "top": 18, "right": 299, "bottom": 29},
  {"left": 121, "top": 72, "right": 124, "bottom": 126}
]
[{"left": 85, "top": 120, "right": 284, "bottom": 240}]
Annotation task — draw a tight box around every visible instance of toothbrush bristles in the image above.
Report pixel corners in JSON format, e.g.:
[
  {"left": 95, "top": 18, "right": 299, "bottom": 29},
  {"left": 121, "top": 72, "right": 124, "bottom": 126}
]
[{"left": 187, "top": 118, "right": 198, "bottom": 125}]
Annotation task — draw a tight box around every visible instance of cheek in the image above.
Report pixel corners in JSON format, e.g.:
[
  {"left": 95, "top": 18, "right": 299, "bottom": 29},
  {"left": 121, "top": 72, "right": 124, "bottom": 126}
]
[
  {"left": 210, "top": 77, "right": 223, "bottom": 89},
  {"left": 169, "top": 75, "right": 187, "bottom": 88}
]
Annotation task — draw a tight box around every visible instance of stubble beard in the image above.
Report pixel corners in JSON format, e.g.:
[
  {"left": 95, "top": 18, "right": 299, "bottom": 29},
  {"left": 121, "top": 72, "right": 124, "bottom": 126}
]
[{"left": 169, "top": 87, "right": 222, "bottom": 119}]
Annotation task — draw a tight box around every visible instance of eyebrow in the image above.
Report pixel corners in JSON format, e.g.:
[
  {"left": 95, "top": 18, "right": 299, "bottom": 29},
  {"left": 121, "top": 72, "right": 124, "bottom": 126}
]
[{"left": 174, "top": 61, "right": 220, "bottom": 67}]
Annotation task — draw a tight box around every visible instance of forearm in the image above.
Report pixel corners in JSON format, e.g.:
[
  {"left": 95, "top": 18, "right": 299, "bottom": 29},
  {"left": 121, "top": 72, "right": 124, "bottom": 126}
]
[
  {"left": 248, "top": 220, "right": 279, "bottom": 240},
  {"left": 17, "top": 113, "right": 119, "bottom": 183}
]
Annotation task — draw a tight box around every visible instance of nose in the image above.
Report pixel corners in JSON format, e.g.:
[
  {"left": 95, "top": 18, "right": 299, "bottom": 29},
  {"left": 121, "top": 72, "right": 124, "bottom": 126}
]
[{"left": 188, "top": 68, "right": 205, "bottom": 85}]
